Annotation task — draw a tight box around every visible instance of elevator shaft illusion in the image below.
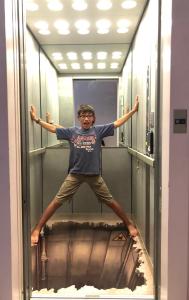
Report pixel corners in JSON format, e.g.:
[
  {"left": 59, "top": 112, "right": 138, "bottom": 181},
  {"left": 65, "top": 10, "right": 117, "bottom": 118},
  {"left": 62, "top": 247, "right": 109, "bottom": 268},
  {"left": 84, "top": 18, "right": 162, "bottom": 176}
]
[{"left": 32, "top": 222, "right": 145, "bottom": 291}]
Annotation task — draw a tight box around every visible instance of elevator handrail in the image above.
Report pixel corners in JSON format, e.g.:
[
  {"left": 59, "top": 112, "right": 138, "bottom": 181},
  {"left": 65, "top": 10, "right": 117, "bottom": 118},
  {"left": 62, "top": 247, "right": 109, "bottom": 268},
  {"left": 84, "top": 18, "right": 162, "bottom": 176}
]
[
  {"left": 29, "top": 147, "right": 46, "bottom": 156},
  {"left": 127, "top": 147, "right": 155, "bottom": 168},
  {"left": 29, "top": 142, "right": 66, "bottom": 156}
]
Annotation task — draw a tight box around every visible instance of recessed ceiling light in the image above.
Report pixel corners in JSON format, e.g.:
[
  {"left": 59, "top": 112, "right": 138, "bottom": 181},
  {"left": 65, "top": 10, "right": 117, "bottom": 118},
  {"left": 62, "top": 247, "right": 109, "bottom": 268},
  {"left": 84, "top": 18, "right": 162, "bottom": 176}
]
[
  {"left": 71, "top": 63, "right": 80, "bottom": 69},
  {"left": 58, "top": 63, "right": 67, "bottom": 69},
  {"left": 97, "top": 28, "right": 110, "bottom": 34},
  {"left": 97, "top": 63, "right": 106, "bottom": 69},
  {"left": 97, "top": 51, "right": 107, "bottom": 60},
  {"left": 47, "top": 0, "right": 63, "bottom": 11},
  {"left": 54, "top": 20, "right": 70, "bottom": 35},
  {"left": 77, "top": 28, "right": 90, "bottom": 35},
  {"left": 96, "top": 19, "right": 111, "bottom": 29},
  {"left": 117, "top": 27, "right": 129, "bottom": 33},
  {"left": 96, "top": 19, "right": 111, "bottom": 34},
  {"left": 72, "top": 0, "right": 88, "bottom": 11},
  {"left": 84, "top": 63, "right": 93, "bottom": 69},
  {"left": 54, "top": 20, "right": 69, "bottom": 30},
  {"left": 121, "top": 0, "right": 137, "bottom": 9},
  {"left": 38, "top": 29, "right": 51, "bottom": 35},
  {"left": 111, "top": 63, "right": 119, "bottom": 69},
  {"left": 26, "top": 2, "right": 39, "bottom": 11},
  {"left": 52, "top": 52, "right": 62, "bottom": 56},
  {"left": 67, "top": 52, "right": 78, "bottom": 60},
  {"left": 34, "top": 21, "right": 49, "bottom": 30},
  {"left": 117, "top": 19, "right": 130, "bottom": 28},
  {"left": 58, "top": 29, "right": 70, "bottom": 35},
  {"left": 112, "top": 51, "right": 122, "bottom": 59},
  {"left": 96, "top": 0, "right": 112, "bottom": 10},
  {"left": 75, "top": 19, "right": 90, "bottom": 30},
  {"left": 82, "top": 52, "right": 92, "bottom": 60},
  {"left": 52, "top": 52, "right": 63, "bottom": 60}
]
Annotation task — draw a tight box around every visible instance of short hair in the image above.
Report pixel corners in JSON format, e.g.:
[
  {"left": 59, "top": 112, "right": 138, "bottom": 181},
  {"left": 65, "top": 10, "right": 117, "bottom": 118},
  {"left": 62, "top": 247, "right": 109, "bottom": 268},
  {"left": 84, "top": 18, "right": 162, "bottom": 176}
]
[{"left": 77, "top": 104, "right": 95, "bottom": 117}]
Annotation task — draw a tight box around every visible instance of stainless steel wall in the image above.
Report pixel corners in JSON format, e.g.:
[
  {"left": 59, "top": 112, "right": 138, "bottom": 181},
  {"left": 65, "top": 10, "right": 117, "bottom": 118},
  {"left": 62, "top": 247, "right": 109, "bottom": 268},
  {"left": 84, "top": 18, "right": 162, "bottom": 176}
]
[
  {"left": 58, "top": 77, "right": 74, "bottom": 128},
  {"left": 102, "top": 148, "right": 131, "bottom": 213},
  {"left": 40, "top": 51, "right": 59, "bottom": 147},
  {"left": 131, "top": 0, "right": 158, "bottom": 261},
  {"left": 118, "top": 0, "right": 158, "bottom": 263},
  {"left": 26, "top": 30, "right": 43, "bottom": 228},
  {"left": 118, "top": 52, "right": 132, "bottom": 147},
  {"left": 27, "top": 29, "right": 59, "bottom": 228}
]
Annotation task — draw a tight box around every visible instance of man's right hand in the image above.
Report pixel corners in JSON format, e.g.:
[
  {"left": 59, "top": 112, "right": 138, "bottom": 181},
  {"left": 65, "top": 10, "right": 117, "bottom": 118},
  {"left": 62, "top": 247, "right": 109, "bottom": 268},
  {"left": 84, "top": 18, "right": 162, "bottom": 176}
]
[{"left": 30, "top": 105, "right": 37, "bottom": 122}]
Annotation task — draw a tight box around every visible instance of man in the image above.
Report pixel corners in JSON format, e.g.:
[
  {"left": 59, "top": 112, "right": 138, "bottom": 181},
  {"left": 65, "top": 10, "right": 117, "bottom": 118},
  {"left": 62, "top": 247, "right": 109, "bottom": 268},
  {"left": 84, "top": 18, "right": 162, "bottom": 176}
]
[{"left": 30, "top": 96, "right": 139, "bottom": 245}]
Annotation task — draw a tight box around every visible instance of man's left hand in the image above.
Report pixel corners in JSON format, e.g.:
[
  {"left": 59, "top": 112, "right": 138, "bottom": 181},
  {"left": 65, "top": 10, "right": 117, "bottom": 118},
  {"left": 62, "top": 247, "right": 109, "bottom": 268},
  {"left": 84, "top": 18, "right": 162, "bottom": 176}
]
[{"left": 132, "top": 96, "right": 139, "bottom": 113}]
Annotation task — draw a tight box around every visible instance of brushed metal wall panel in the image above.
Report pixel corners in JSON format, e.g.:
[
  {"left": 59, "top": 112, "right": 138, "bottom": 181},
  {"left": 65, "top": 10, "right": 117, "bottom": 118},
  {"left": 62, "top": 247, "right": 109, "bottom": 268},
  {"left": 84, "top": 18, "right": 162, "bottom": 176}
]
[
  {"left": 30, "top": 155, "right": 43, "bottom": 229},
  {"left": 26, "top": 30, "right": 41, "bottom": 151},
  {"left": 40, "top": 51, "right": 48, "bottom": 147},
  {"left": 132, "top": 157, "right": 146, "bottom": 242},
  {"left": 58, "top": 78, "right": 74, "bottom": 128},
  {"left": 149, "top": 167, "right": 155, "bottom": 263},
  {"left": 101, "top": 148, "right": 131, "bottom": 213},
  {"left": 40, "top": 51, "right": 59, "bottom": 147},
  {"left": 42, "top": 148, "right": 72, "bottom": 213},
  {"left": 119, "top": 52, "right": 132, "bottom": 147}
]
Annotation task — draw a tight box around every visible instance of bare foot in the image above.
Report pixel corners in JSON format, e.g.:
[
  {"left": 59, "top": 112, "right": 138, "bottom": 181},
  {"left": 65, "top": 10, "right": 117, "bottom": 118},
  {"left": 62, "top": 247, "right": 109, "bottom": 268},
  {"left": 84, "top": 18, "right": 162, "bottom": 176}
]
[
  {"left": 127, "top": 224, "right": 138, "bottom": 237},
  {"left": 31, "top": 228, "right": 40, "bottom": 246}
]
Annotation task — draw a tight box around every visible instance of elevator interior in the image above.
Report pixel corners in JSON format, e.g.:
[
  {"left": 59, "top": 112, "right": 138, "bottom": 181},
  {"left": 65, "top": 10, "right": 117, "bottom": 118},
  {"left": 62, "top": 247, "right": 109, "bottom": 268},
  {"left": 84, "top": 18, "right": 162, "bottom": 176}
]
[{"left": 23, "top": 0, "right": 159, "bottom": 299}]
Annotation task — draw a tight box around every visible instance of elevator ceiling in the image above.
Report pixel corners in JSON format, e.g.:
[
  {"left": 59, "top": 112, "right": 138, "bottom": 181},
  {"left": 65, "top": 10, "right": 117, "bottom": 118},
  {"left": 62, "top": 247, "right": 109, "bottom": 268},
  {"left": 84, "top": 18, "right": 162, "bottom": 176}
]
[{"left": 26, "top": 0, "right": 148, "bottom": 75}]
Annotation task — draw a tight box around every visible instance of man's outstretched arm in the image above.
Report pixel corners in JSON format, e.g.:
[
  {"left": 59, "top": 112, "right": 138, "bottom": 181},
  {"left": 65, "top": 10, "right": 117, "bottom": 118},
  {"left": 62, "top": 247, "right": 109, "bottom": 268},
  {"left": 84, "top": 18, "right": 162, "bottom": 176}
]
[
  {"left": 30, "top": 105, "right": 64, "bottom": 133},
  {"left": 114, "top": 96, "right": 139, "bottom": 128}
]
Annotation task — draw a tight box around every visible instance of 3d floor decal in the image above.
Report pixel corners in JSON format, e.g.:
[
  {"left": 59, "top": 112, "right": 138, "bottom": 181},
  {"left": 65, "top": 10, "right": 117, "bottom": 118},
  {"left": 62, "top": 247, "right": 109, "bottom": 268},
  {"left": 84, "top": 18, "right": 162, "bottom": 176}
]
[{"left": 32, "top": 222, "right": 145, "bottom": 292}]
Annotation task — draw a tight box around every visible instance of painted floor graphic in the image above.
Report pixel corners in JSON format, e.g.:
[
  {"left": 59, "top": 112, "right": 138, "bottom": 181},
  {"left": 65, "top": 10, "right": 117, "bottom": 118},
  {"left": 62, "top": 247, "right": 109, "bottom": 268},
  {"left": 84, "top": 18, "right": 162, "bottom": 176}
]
[{"left": 32, "top": 222, "right": 145, "bottom": 292}]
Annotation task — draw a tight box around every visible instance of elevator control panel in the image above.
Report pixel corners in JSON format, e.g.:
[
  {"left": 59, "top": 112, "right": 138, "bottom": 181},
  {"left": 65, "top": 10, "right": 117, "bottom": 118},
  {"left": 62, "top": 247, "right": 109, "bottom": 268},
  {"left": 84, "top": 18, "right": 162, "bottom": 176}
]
[{"left": 174, "top": 109, "right": 187, "bottom": 133}]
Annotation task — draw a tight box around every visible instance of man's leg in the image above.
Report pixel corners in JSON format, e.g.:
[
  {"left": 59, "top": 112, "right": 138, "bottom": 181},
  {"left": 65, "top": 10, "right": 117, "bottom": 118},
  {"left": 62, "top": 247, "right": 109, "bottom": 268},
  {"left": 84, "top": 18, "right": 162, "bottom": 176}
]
[
  {"left": 88, "top": 175, "right": 138, "bottom": 237},
  {"left": 31, "top": 174, "right": 82, "bottom": 245},
  {"left": 105, "top": 199, "right": 138, "bottom": 237},
  {"left": 31, "top": 198, "right": 62, "bottom": 245}
]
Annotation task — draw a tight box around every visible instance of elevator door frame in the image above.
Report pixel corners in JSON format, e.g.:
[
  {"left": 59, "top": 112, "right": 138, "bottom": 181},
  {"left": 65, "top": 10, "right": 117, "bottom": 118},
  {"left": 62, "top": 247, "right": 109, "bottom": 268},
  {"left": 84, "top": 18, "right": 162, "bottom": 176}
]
[{"left": 18, "top": 1, "right": 162, "bottom": 300}]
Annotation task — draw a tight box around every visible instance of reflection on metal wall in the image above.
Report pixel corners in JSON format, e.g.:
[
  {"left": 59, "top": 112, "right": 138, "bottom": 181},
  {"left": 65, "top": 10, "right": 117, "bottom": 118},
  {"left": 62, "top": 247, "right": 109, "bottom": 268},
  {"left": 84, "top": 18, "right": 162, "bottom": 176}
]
[
  {"left": 43, "top": 148, "right": 72, "bottom": 213},
  {"left": 30, "top": 156, "right": 43, "bottom": 228},
  {"left": 131, "top": 0, "right": 158, "bottom": 263},
  {"left": 26, "top": 29, "right": 43, "bottom": 227},
  {"left": 118, "top": 0, "right": 158, "bottom": 264},
  {"left": 132, "top": 157, "right": 155, "bottom": 262},
  {"left": 26, "top": 30, "right": 41, "bottom": 151},
  {"left": 118, "top": 53, "right": 132, "bottom": 147},
  {"left": 58, "top": 77, "right": 74, "bottom": 128},
  {"left": 27, "top": 29, "right": 60, "bottom": 228},
  {"left": 32, "top": 222, "right": 145, "bottom": 292},
  {"left": 132, "top": 158, "right": 147, "bottom": 242},
  {"left": 40, "top": 51, "right": 59, "bottom": 147},
  {"left": 102, "top": 148, "right": 131, "bottom": 213}
]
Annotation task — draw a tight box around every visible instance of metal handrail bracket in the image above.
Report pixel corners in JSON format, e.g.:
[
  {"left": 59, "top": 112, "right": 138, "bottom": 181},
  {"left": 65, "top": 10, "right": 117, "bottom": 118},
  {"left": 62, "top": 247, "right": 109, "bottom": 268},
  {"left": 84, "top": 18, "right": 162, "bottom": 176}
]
[{"left": 29, "top": 147, "right": 46, "bottom": 157}]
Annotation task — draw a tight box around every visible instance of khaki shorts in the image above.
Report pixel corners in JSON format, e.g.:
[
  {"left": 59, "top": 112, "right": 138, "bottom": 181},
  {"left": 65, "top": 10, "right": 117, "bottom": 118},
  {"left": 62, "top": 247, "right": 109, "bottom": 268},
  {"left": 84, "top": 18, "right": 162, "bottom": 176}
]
[{"left": 55, "top": 174, "right": 113, "bottom": 204}]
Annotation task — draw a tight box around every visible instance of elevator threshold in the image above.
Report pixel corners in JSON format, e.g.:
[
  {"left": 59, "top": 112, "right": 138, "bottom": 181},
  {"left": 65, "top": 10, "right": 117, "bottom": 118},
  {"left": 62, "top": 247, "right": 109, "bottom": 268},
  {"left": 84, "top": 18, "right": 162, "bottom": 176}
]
[{"left": 31, "top": 214, "right": 154, "bottom": 300}]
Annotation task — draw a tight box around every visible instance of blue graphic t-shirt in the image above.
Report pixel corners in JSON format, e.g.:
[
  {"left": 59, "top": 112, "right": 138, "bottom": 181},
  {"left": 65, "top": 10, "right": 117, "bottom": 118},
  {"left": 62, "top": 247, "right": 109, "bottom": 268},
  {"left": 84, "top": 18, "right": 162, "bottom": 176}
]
[{"left": 56, "top": 123, "right": 115, "bottom": 175}]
